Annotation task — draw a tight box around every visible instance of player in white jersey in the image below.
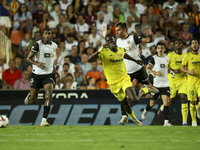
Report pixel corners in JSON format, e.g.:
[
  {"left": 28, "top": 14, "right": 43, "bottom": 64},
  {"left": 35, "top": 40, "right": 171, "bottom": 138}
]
[
  {"left": 141, "top": 42, "right": 173, "bottom": 126},
  {"left": 102, "top": 23, "right": 158, "bottom": 125},
  {"left": 24, "top": 28, "right": 60, "bottom": 126}
]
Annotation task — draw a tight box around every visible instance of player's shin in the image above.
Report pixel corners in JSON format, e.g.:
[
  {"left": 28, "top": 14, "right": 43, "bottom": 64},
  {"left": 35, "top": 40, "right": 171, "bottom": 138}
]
[
  {"left": 190, "top": 103, "right": 197, "bottom": 123},
  {"left": 181, "top": 103, "right": 188, "bottom": 124},
  {"left": 163, "top": 106, "right": 170, "bottom": 124}
]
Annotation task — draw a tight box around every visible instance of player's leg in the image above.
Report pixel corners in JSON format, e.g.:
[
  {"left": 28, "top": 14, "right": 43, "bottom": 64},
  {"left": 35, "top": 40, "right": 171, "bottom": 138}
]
[
  {"left": 179, "top": 93, "right": 188, "bottom": 126},
  {"left": 196, "top": 83, "right": 200, "bottom": 119},
  {"left": 161, "top": 95, "right": 172, "bottom": 126},
  {"left": 118, "top": 102, "right": 128, "bottom": 125}
]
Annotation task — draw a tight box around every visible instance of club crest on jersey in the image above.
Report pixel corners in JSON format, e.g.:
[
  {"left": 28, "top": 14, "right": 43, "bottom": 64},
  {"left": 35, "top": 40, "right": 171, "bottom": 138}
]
[
  {"left": 127, "top": 40, "right": 130, "bottom": 44},
  {"left": 53, "top": 48, "right": 56, "bottom": 52}
]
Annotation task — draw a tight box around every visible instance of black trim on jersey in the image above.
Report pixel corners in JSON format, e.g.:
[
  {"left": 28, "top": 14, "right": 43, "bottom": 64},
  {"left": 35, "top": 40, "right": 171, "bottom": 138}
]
[
  {"left": 148, "top": 57, "right": 155, "bottom": 66},
  {"left": 31, "top": 43, "right": 39, "bottom": 53},
  {"left": 125, "top": 35, "right": 129, "bottom": 39},
  {"left": 133, "top": 35, "right": 142, "bottom": 45}
]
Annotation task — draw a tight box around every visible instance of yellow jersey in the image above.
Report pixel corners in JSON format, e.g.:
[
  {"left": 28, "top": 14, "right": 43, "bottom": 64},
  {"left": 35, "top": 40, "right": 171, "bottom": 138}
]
[
  {"left": 167, "top": 51, "right": 186, "bottom": 79},
  {"left": 182, "top": 52, "right": 200, "bottom": 83},
  {"left": 97, "top": 46, "right": 127, "bottom": 84}
]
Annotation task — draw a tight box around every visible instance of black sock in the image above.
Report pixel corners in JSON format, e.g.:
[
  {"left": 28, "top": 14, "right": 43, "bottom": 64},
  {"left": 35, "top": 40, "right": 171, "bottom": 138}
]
[
  {"left": 146, "top": 103, "right": 152, "bottom": 111},
  {"left": 163, "top": 106, "right": 169, "bottom": 120},
  {"left": 43, "top": 106, "right": 50, "bottom": 118},
  {"left": 121, "top": 103, "right": 127, "bottom": 116}
]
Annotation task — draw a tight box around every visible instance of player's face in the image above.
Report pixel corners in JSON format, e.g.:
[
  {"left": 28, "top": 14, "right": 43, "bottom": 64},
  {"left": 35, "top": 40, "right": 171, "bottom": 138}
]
[
  {"left": 105, "top": 36, "right": 116, "bottom": 49},
  {"left": 174, "top": 40, "right": 183, "bottom": 51},
  {"left": 42, "top": 30, "right": 52, "bottom": 43},
  {"left": 156, "top": 45, "right": 165, "bottom": 56},
  {"left": 190, "top": 40, "right": 199, "bottom": 52},
  {"left": 115, "top": 26, "right": 125, "bottom": 38}
]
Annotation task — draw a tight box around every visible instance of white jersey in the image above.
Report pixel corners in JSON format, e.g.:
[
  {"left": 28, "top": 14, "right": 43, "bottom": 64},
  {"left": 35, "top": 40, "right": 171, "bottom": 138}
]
[
  {"left": 149, "top": 55, "right": 169, "bottom": 88},
  {"left": 31, "top": 40, "right": 58, "bottom": 75},
  {"left": 116, "top": 35, "right": 142, "bottom": 74}
]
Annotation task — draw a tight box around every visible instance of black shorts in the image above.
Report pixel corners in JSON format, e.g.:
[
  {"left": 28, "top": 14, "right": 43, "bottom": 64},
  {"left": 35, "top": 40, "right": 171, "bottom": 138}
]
[
  {"left": 128, "top": 66, "right": 150, "bottom": 85},
  {"left": 151, "top": 87, "right": 170, "bottom": 100},
  {"left": 30, "top": 73, "right": 56, "bottom": 89}
]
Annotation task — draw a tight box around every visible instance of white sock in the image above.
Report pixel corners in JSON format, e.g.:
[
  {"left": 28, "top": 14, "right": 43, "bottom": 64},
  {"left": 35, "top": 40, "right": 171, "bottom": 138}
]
[
  {"left": 164, "top": 120, "right": 169, "bottom": 124},
  {"left": 42, "top": 118, "right": 47, "bottom": 122},
  {"left": 183, "top": 121, "right": 187, "bottom": 124}
]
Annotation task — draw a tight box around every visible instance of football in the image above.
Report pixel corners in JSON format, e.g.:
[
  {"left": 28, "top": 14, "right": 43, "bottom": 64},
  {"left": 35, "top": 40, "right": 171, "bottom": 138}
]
[{"left": 0, "top": 115, "right": 9, "bottom": 128}]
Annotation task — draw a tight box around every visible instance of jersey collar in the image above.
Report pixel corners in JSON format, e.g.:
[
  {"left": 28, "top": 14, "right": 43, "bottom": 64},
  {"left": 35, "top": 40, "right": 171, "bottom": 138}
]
[{"left": 42, "top": 40, "right": 52, "bottom": 45}]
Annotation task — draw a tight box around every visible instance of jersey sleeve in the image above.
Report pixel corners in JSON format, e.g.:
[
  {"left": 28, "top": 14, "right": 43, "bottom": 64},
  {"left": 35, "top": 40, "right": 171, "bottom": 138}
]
[
  {"left": 148, "top": 57, "right": 155, "bottom": 66},
  {"left": 182, "top": 54, "right": 188, "bottom": 66},
  {"left": 31, "top": 43, "right": 39, "bottom": 53},
  {"left": 133, "top": 35, "right": 142, "bottom": 45},
  {"left": 97, "top": 46, "right": 104, "bottom": 61}
]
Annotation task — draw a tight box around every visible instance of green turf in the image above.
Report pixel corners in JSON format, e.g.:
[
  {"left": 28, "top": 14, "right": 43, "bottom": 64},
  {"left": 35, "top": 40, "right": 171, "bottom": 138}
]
[{"left": 0, "top": 125, "right": 199, "bottom": 150}]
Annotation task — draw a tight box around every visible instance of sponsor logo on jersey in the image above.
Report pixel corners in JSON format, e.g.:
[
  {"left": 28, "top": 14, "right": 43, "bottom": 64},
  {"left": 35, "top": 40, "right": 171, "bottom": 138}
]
[
  {"left": 127, "top": 40, "right": 130, "bottom": 44},
  {"left": 175, "top": 61, "right": 182, "bottom": 64},
  {"left": 160, "top": 64, "right": 167, "bottom": 68},
  {"left": 53, "top": 48, "right": 56, "bottom": 52},
  {"left": 110, "top": 59, "right": 123, "bottom": 63},
  {"left": 192, "top": 61, "right": 200, "bottom": 65},
  {"left": 44, "top": 53, "right": 54, "bottom": 58}
]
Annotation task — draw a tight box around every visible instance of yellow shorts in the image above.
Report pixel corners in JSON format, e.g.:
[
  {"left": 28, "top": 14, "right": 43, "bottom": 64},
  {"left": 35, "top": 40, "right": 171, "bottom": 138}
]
[
  {"left": 170, "top": 77, "right": 187, "bottom": 98},
  {"left": 109, "top": 74, "right": 133, "bottom": 101},
  {"left": 187, "top": 79, "right": 200, "bottom": 101}
]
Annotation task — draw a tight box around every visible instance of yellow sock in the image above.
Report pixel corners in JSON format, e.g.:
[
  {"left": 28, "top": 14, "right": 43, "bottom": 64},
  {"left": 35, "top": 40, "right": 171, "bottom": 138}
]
[
  {"left": 197, "top": 102, "right": 200, "bottom": 110},
  {"left": 141, "top": 87, "right": 149, "bottom": 94},
  {"left": 128, "top": 110, "right": 136, "bottom": 120},
  {"left": 181, "top": 103, "right": 188, "bottom": 122},
  {"left": 161, "top": 104, "right": 164, "bottom": 111},
  {"left": 190, "top": 104, "right": 196, "bottom": 122}
]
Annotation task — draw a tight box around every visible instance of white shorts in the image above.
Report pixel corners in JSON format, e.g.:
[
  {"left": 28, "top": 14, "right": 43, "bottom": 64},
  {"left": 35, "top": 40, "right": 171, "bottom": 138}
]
[{"left": 0, "top": 16, "right": 12, "bottom": 28}]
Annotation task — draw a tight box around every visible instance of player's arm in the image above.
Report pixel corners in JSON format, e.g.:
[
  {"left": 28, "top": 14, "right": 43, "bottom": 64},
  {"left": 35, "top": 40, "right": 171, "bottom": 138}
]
[
  {"left": 180, "top": 65, "right": 195, "bottom": 76},
  {"left": 53, "top": 66, "right": 60, "bottom": 79},
  {"left": 88, "top": 44, "right": 106, "bottom": 62},
  {"left": 146, "top": 57, "right": 162, "bottom": 76},
  {"left": 26, "top": 43, "right": 46, "bottom": 69},
  {"left": 124, "top": 53, "right": 143, "bottom": 66},
  {"left": 141, "top": 26, "right": 154, "bottom": 43}
]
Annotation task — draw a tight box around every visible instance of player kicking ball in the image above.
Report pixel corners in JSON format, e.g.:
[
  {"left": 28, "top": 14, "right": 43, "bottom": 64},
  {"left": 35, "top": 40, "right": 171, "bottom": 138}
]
[
  {"left": 24, "top": 28, "right": 60, "bottom": 126},
  {"left": 88, "top": 33, "right": 158, "bottom": 126},
  {"left": 141, "top": 42, "right": 173, "bottom": 126},
  {"left": 181, "top": 38, "right": 200, "bottom": 126}
]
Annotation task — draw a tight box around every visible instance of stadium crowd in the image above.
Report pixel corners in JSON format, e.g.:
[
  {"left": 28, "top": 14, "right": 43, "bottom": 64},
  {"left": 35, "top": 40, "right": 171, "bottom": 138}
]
[{"left": 0, "top": 0, "right": 200, "bottom": 90}]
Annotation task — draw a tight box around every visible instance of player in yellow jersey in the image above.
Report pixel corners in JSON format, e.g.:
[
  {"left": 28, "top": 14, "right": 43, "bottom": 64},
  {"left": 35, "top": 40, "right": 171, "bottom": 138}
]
[
  {"left": 158, "top": 39, "right": 188, "bottom": 126},
  {"left": 88, "top": 33, "right": 158, "bottom": 126},
  {"left": 181, "top": 38, "right": 200, "bottom": 126}
]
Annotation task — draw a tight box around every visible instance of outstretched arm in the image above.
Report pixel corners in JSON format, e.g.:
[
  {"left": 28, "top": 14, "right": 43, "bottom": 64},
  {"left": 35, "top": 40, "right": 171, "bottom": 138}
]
[
  {"left": 124, "top": 53, "right": 143, "bottom": 66},
  {"left": 141, "top": 26, "right": 154, "bottom": 43},
  {"left": 88, "top": 51, "right": 100, "bottom": 62},
  {"left": 180, "top": 65, "right": 195, "bottom": 76}
]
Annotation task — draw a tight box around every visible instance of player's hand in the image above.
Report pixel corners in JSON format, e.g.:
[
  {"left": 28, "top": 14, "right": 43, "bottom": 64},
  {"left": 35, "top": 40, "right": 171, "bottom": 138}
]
[
  {"left": 189, "top": 69, "right": 195, "bottom": 76},
  {"left": 102, "top": 27, "right": 107, "bottom": 38},
  {"left": 144, "top": 26, "right": 153, "bottom": 36},
  {"left": 156, "top": 70, "right": 162, "bottom": 76},
  {"left": 37, "top": 62, "right": 46, "bottom": 69},
  {"left": 55, "top": 72, "right": 60, "bottom": 79},
  {"left": 136, "top": 60, "right": 144, "bottom": 66}
]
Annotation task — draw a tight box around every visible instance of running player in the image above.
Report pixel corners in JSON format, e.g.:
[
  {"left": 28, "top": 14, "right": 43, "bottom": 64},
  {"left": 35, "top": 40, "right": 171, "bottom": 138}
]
[
  {"left": 141, "top": 42, "right": 173, "bottom": 126},
  {"left": 88, "top": 34, "right": 158, "bottom": 126},
  {"left": 181, "top": 38, "right": 200, "bottom": 126},
  {"left": 24, "top": 28, "right": 60, "bottom": 126},
  {"left": 157, "top": 39, "right": 188, "bottom": 126},
  {"left": 102, "top": 23, "right": 158, "bottom": 125}
]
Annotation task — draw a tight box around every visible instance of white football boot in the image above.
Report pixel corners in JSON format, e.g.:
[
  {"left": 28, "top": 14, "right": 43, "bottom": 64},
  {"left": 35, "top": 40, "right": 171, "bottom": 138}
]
[
  {"left": 118, "top": 115, "right": 128, "bottom": 125},
  {"left": 24, "top": 93, "right": 30, "bottom": 105},
  {"left": 141, "top": 109, "right": 148, "bottom": 120},
  {"left": 132, "top": 117, "right": 143, "bottom": 126}
]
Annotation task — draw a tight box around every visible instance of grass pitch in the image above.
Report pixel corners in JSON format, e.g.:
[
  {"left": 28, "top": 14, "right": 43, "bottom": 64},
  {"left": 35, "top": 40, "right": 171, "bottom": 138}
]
[{"left": 0, "top": 125, "right": 199, "bottom": 150}]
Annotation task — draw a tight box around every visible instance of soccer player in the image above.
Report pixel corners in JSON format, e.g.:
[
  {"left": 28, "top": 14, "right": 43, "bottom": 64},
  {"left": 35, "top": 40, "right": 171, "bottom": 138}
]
[
  {"left": 141, "top": 42, "right": 173, "bottom": 126},
  {"left": 157, "top": 39, "right": 188, "bottom": 126},
  {"left": 103, "top": 23, "right": 158, "bottom": 125},
  {"left": 24, "top": 28, "right": 60, "bottom": 126},
  {"left": 181, "top": 38, "right": 200, "bottom": 126},
  {"left": 88, "top": 33, "right": 157, "bottom": 126}
]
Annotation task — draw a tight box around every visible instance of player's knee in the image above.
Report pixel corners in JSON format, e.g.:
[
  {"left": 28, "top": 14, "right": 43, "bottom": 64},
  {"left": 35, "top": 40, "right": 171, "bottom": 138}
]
[
  {"left": 150, "top": 101, "right": 156, "bottom": 107},
  {"left": 129, "top": 95, "right": 137, "bottom": 103},
  {"left": 30, "top": 97, "right": 37, "bottom": 104}
]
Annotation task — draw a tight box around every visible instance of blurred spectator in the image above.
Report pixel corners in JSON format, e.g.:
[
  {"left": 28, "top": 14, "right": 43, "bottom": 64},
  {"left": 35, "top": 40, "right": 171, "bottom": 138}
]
[
  {"left": 180, "top": 23, "right": 193, "bottom": 45},
  {"left": 42, "top": 0, "right": 56, "bottom": 12},
  {"left": 139, "top": 46, "right": 148, "bottom": 65},
  {"left": 13, "top": 4, "right": 32, "bottom": 33},
  {"left": 74, "top": 63, "right": 87, "bottom": 86},
  {"left": 105, "top": 0, "right": 113, "bottom": 13},
  {"left": 167, "top": 40, "right": 175, "bottom": 53},
  {"left": 168, "top": 15, "right": 182, "bottom": 40},
  {"left": 89, "top": 25, "right": 102, "bottom": 49},
  {"left": 46, "top": 16, "right": 58, "bottom": 38},
  {"left": 59, "top": 41, "right": 66, "bottom": 53},
  {"left": 19, "top": 33, "right": 31, "bottom": 58},
  {"left": 54, "top": 47, "right": 64, "bottom": 70},
  {"left": 97, "top": 71, "right": 109, "bottom": 89},
  {"left": 59, "top": 0, "right": 71, "bottom": 14},
  {"left": 64, "top": 33, "right": 78, "bottom": 55},
  {"left": 15, "top": 56, "right": 25, "bottom": 72},
  {"left": 126, "top": 16, "right": 136, "bottom": 34},
  {"left": 161, "top": 7, "right": 172, "bottom": 22},
  {"left": 147, "top": 5, "right": 159, "bottom": 28},
  {"left": 86, "top": 77, "right": 96, "bottom": 89},
  {"left": 84, "top": 4, "right": 97, "bottom": 27},
  {"left": 88, "top": 0, "right": 100, "bottom": 14},
  {"left": 69, "top": 45, "right": 81, "bottom": 64},
  {"left": 194, "top": 26, "right": 200, "bottom": 39},
  {"left": 58, "top": 63, "right": 74, "bottom": 79},
  {"left": 14, "top": 70, "right": 31, "bottom": 89},
  {"left": 135, "top": 0, "right": 147, "bottom": 15},
  {"left": 113, "top": 7, "right": 125, "bottom": 22},
  {"left": 188, "top": 4, "right": 200, "bottom": 26},
  {"left": 33, "top": 3, "right": 44, "bottom": 29},
  {"left": 163, "top": 0, "right": 178, "bottom": 13},
  {"left": 173, "top": 4, "right": 188, "bottom": 24},
  {"left": 140, "top": 14, "right": 152, "bottom": 37},
  {"left": 75, "top": 14, "right": 89, "bottom": 36},
  {"left": 86, "top": 46, "right": 94, "bottom": 57},
  {"left": 39, "top": 12, "right": 50, "bottom": 32},
  {"left": 111, "top": 0, "right": 129, "bottom": 15},
  {"left": 83, "top": 32, "right": 90, "bottom": 48},
  {"left": 124, "top": 3, "right": 140, "bottom": 24},
  {"left": 26, "top": 64, "right": 32, "bottom": 80},
  {"left": 97, "top": 59, "right": 103, "bottom": 72},
  {"left": 78, "top": 40, "right": 87, "bottom": 56},
  {"left": 140, "top": 42, "right": 151, "bottom": 60},
  {"left": 50, "top": 3, "right": 61, "bottom": 25},
  {"left": 58, "top": 26, "right": 70, "bottom": 43},
  {"left": 25, "top": 0, "right": 37, "bottom": 14},
  {"left": 154, "top": 17, "right": 169, "bottom": 41},
  {"left": 61, "top": 73, "right": 77, "bottom": 89},
  {"left": 109, "top": 16, "right": 119, "bottom": 36},
  {"left": 194, "top": 0, "right": 200, "bottom": 12},
  {"left": 95, "top": 13, "right": 107, "bottom": 36},
  {"left": 147, "top": 45, "right": 157, "bottom": 62},
  {"left": 0, "top": 56, "right": 8, "bottom": 88},
  {"left": 58, "top": 56, "right": 75, "bottom": 74},
  {"left": 134, "top": 24, "right": 146, "bottom": 38},
  {"left": 57, "top": 14, "right": 73, "bottom": 36},
  {"left": 87, "top": 61, "right": 101, "bottom": 82},
  {"left": 97, "top": 3, "right": 113, "bottom": 25},
  {"left": 0, "top": 0, "right": 12, "bottom": 37},
  {"left": 65, "top": 4, "right": 77, "bottom": 24},
  {"left": 8, "top": 0, "right": 21, "bottom": 18},
  {"left": 188, "top": 16, "right": 199, "bottom": 34},
  {"left": 78, "top": 53, "right": 92, "bottom": 75},
  {"left": 27, "top": 31, "right": 41, "bottom": 55},
  {"left": 2, "top": 60, "right": 21, "bottom": 89}
]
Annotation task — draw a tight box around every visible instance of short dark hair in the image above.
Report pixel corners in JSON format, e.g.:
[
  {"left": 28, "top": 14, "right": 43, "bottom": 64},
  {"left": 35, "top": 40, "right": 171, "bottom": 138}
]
[
  {"left": 135, "top": 24, "right": 141, "bottom": 28},
  {"left": 37, "top": 2, "right": 43, "bottom": 7},
  {"left": 150, "top": 45, "right": 156, "bottom": 50},
  {"left": 114, "top": 22, "right": 127, "bottom": 31},
  {"left": 64, "top": 56, "right": 70, "bottom": 59},
  {"left": 156, "top": 42, "right": 166, "bottom": 49},
  {"left": 63, "top": 63, "right": 69, "bottom": 67},
  {"left": 174, "top": 39, "right": 183, "bottom": 43},
  {"left": 190, "top": 38, "right": 200, "bottom": 45},
  {"left": 155, "top": 28, "right": 163, "bottom": 33},
  {"left": 35, "top": 31, "right": 41, "bottom": 35},
  {"left": 43, "top": 28, "right": 52, "bottom": 33},
  {"left": 105, "top": 33, "right": 115, "bottom": 40}
]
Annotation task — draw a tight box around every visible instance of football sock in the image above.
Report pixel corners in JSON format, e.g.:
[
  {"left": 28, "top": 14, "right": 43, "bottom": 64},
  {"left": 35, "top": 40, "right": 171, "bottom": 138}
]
[
  {"left": 128, "top": 110, "right": 136, "bottom": 120},
  {"left": 197, "top": 102, "right": 200, "bottom": 110},
  {"left": 121, "top": 103, "right": 127, "bottom": 116},
  {"left": 146, "top": 103, "right": 152, "bottom": 111},
  {"left": 140, "top": 87, "right": 149, "bottom": 94},
  {"left": 163, "top": 106, "right": 169, "bottom": 121},
  {"left": 181, "top": 103, "right": 188, "bottom": 123},
  {"left": 161, "top": 104, "right": 164, "bottom": 111},
  {"left": 190, "top": 104, "right": 196, "bottom": 122},
  {"left": 43, "top": 106, "right": 50, "bottom": 119}
]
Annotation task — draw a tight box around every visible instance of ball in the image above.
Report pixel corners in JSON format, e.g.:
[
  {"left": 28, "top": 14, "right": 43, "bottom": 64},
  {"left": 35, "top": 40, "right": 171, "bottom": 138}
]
[{"left": 0, "top": 115, "right": 9, "bottom": 128}]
